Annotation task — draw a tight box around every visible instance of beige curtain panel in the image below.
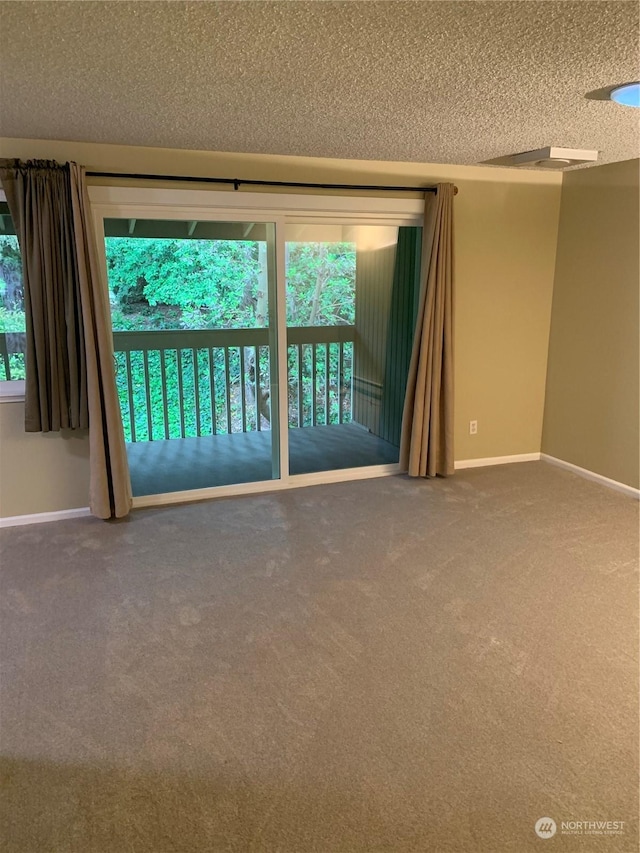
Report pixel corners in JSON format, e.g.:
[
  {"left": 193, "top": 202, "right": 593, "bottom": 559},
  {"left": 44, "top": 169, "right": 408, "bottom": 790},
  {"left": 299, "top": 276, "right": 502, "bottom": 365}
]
[
  {"left": 0, "top": 160, "right": 87, "bottom": 431},
  {"left": 400, "top": 183, "right": 455, "bottom": 478},
  {"left": 0, "top": 159, "right": 132, "bottom": 519}
]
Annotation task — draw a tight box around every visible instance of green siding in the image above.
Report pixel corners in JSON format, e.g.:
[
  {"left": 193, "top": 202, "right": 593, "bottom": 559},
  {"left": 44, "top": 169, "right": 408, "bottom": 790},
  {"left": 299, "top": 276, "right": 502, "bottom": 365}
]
[
  {"left": 352, "top": 226, "right": 421, "bottom": 447},
  {"left": 379, "top": 227, "right": 421, "bottom": 447}
]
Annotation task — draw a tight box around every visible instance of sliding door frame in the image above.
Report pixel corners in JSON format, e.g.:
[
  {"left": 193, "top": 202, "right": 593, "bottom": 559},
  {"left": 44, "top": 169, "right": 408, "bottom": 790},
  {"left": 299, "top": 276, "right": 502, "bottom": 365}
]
[{"left": 89, "top": 186, "right": 423, "bottom": 509}]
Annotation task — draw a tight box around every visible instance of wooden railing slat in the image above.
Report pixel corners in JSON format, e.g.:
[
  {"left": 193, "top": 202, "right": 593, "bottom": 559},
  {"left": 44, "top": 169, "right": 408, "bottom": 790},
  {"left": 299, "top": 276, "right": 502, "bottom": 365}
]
[
  {"left": 223, "top": 348, "right": 232, "bottom": 434},
  {"left": 254, "top": 345, "right": 261, "bottom": 431},
  {"left": 193, "top": 348, "right": 201, "bottom": 437},
  {"left": 325, "top": 344, "right": 330, "bottom": 425},
  {"left": 176, "top": 349, "right": 185, "bottom": 438},
  {"left": 297, "top": 344, "right": 303, "bottom": 427},
  {"left": 159, "top": 350, "right": 169, "bottom": 439},
  {"left": 125, "top": 351, "right": 136, "bottom": 442},
  {"left": 208, "top": 348, "right": 216, "bottom": 435},
  {"left": 311, "top": 344, "right": 317, "bottom": 426},
  {"left": 339, "top": 342, "right": 345, "bottom": 425},
  {"left": 239, "top": 346, "right": 247, "bottom": 433},
  {"left": 143, "top": 351, "right": 153, "bottom": 440},
  {"left": 0, "top": 333, "right": 9, "bottom": 380}
]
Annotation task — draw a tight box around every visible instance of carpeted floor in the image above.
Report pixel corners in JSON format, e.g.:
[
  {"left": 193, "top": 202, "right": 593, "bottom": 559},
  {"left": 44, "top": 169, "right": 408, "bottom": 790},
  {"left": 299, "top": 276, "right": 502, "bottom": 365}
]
[{"left": 0, "top": 462, "right": 638, "bottom": 852}]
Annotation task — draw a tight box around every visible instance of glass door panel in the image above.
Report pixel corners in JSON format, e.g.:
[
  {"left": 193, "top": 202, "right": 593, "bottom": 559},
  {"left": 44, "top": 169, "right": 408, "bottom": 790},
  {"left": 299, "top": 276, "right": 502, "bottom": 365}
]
[
  {"left": 103, "top": 218, "right": 279, "bottom": 496},
  {"left": 284, "top": 223, "right": 421, "bottom": 475}
]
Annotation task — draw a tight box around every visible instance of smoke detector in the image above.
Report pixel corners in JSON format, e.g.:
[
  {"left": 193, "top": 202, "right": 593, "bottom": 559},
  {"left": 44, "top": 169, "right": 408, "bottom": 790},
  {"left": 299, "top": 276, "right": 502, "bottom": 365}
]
[{"left": 508, "top": 147, "right": 598, "bottom": 169}]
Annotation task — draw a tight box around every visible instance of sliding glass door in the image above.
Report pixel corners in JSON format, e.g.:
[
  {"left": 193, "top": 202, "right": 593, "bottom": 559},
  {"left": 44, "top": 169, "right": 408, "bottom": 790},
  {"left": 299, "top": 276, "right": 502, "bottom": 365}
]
[
  {"left": 102, "top": 217, "right": 280, "bottom": 497},
  {"left": 284, "top": 223, "right": 422, "bottom": 475},
  {"left": 93, "top": 188, "right": 424, "bottom": 502}
]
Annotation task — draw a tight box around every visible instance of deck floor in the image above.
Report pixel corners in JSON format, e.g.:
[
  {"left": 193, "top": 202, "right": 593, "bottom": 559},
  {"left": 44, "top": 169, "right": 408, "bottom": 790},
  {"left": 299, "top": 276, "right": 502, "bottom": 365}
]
[{"left": 127, "top": 422, "right": 399, "bottom": 496}]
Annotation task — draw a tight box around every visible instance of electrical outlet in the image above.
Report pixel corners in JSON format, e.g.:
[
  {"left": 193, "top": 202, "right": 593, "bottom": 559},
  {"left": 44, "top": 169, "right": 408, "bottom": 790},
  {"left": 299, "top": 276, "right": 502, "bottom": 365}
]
[{"left": 469, "top": 420, "right": 478, "bottom": 435}]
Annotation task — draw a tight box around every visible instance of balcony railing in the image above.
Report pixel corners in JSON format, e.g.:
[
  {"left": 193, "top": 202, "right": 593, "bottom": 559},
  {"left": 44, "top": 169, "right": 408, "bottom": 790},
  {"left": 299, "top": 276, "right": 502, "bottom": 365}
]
[
  {"left": 0, "top": 327, "right": 355, "bottom": 442},
  {"left": 0, "top": 332, "right": 26, "bottom": 382}
]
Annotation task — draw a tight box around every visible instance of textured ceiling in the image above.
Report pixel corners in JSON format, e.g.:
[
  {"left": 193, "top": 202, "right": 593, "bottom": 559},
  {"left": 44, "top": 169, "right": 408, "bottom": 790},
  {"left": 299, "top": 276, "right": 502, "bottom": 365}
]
[{"left": 0, "top": 1, "right": 638, "bottom": 168}]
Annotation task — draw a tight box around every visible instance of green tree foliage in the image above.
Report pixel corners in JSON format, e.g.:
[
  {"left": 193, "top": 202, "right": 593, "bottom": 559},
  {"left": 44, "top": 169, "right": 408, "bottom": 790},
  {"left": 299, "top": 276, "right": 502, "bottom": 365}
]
[
  {"left": 0, "top": 236, "right": 26, "bottom": 380},
  {"left": 105, "top": 237, "right": 263, "bottom": 329},
  {"left": 0, "top": 235, "right": 24, "bottom": 330},
  {"left": 105, "top": 236, "right": 356, "bottom": 330},
  {"left": 286, "top": 243, "right": 355, "bottom": 326},
  {"left": 104, "top": 236, "right": 357, "bottom": 439},
  {"left": 1, "top": 232, "right": 357, "bottom": 429}
]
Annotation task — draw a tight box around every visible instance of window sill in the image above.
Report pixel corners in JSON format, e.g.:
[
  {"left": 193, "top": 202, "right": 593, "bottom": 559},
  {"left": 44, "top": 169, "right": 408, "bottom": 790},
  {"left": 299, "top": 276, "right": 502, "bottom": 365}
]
[{"left": 0, "top": 380, "right": 25, "bottom": 402}]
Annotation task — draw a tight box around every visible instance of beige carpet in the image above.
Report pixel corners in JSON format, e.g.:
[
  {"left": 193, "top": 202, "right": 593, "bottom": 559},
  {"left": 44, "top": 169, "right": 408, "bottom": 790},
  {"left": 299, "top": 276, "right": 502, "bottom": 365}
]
[{"left": 0, "top": 462, "right": 638, "bottom": 852}]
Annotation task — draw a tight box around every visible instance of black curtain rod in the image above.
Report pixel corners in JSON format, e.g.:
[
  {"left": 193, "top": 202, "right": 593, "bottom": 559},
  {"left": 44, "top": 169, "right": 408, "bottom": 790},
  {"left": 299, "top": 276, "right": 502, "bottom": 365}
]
[{"left": 85, "top": 171, "right": 456, "bottom": 194}]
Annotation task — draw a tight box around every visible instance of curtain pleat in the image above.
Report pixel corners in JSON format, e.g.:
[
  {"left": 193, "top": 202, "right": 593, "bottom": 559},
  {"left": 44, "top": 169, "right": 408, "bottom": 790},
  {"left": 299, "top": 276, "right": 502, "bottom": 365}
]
[
  {"left": 68, "top": 164, "right": 132, "bottom": 518},
  {"left": 0, "top": 158, "right": 132, "bottom": 518},
  {"left": 399, "top": 184, "right": 455, "bottom": 478}
]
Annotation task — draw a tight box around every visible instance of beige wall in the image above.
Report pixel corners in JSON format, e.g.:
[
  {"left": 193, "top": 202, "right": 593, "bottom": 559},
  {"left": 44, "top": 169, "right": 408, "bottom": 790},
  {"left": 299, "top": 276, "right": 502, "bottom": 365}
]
[
  {"left": 0, "top": 402, "right": 90, "bottom": 516},
  {"left": 0, "top": 138, "right": 562, "bottom": 517},
  {"left": 542, "top": 159, "right": 640, "bottom": 489}
]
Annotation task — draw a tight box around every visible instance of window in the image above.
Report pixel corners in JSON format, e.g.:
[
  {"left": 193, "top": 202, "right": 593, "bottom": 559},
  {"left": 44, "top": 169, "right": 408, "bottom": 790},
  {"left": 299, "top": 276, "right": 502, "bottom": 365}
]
[{"left": 0, "top": 200, "right": 26, "bottom": 396}]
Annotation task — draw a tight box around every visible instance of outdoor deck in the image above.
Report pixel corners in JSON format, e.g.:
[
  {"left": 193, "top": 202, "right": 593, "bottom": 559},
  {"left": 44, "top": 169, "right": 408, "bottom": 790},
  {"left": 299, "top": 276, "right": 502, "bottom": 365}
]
[
  {"left": 127, "top": 422, "right": 399, "bottom": 496},
  {"left": 1, "top": 328, "right": 402, "bottom": 498}
]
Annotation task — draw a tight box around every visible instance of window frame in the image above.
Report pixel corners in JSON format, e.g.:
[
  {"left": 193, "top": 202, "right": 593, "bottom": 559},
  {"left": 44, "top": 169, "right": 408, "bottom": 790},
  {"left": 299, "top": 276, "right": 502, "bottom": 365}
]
[{"left": 89, "top": 186, "right": 424, "bottom": 507}]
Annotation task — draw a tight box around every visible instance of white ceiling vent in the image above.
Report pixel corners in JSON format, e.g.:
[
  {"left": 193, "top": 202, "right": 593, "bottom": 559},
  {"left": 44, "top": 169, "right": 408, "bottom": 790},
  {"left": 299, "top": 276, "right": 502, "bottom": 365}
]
[{"left": 507, "top": 147, "right": 598, "bottom": 169}]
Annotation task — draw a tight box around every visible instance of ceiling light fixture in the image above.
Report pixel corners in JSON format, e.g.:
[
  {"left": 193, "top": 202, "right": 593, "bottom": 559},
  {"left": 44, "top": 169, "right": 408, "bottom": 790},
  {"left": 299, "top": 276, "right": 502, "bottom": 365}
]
[{"left": 610, "top": 82, "right": 640, "bottom": 107}]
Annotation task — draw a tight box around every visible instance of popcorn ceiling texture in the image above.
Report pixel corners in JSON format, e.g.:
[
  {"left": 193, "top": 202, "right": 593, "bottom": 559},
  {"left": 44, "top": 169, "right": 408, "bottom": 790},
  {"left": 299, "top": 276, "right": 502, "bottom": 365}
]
[{"left": 0, "top": 1, "right": 638, "bottom": 166}]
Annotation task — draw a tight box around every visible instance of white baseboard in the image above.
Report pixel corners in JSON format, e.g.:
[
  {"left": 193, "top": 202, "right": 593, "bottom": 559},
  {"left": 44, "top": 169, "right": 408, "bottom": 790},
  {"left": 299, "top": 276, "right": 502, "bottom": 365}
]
[
  {"left": 540, "top": 454, "right": 640, "bottom": 500},
  {"left": 0, "top": 506, "right": 92, "bottom": 529},
  {"left": 5, "top": 453, "right": 635, "bottom": 526},
  {"left": 455, "top": 453, "right": 541, "bottom": 470}
]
